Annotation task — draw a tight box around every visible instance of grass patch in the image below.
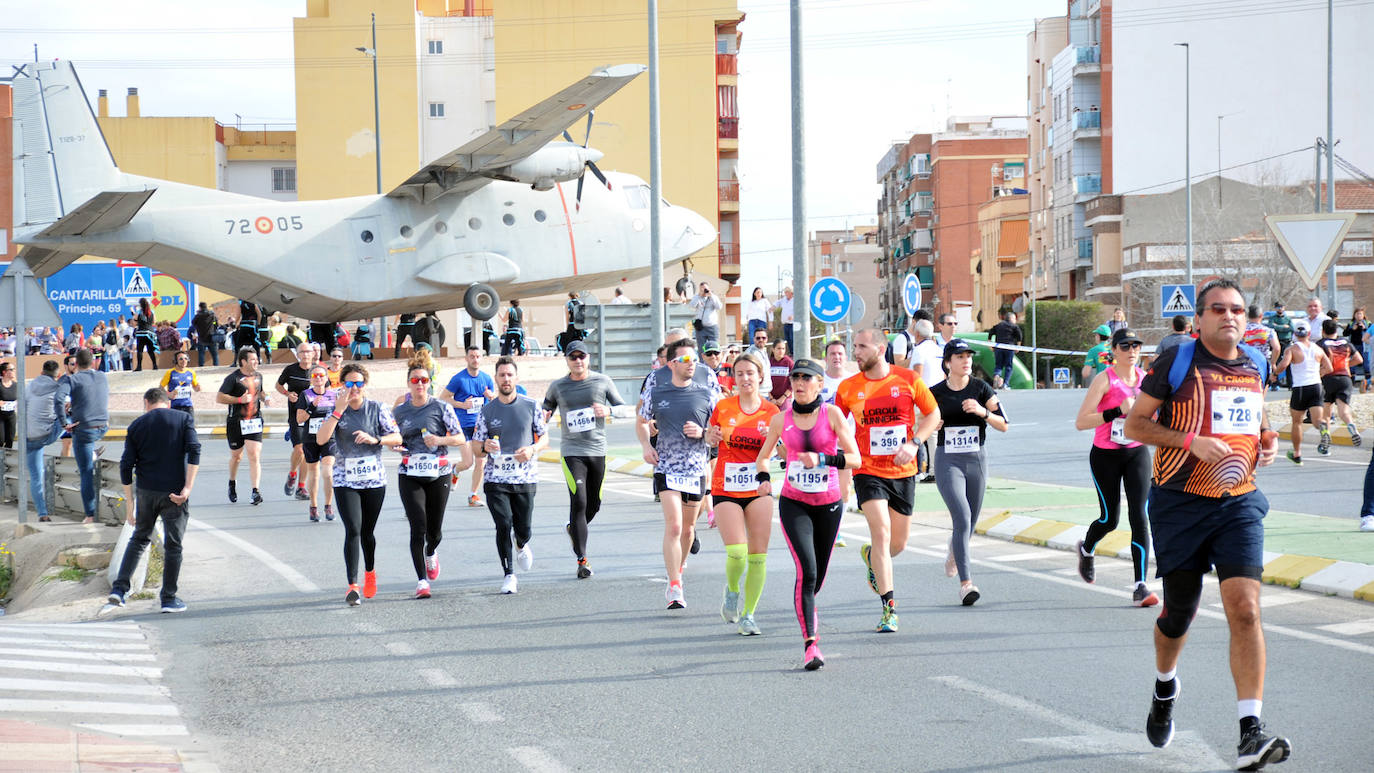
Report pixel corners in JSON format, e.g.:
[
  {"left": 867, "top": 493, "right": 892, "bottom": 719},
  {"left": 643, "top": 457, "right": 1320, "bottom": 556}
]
[
  {"left": 144, "top": 541, "right": 164, "bottom": 589},
  {"left": 54, "top": 565, "right": 94, "bottom": 582},
  {"left": 0, "top": 542, "right": 13, "bottom": 600}
]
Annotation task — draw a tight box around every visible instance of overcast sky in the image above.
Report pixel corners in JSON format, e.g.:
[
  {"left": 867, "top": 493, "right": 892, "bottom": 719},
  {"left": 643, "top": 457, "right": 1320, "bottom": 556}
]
[{"left": 3, "top": 0, "right": 1069, "bottom": 295}]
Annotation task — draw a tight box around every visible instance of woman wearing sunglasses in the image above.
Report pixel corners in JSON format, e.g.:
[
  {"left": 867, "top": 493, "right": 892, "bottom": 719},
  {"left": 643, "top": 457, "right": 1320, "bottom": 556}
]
[
  {"left": 1073, "top": 327, "right": 1159, "bottom": 607},
  {"left": 706, "top": 351, "right": 778, "bottom": 635},
  {"left": 326, "top": 348, "right": 346, "bottom": 388},
  {"left": 929, "top": 339, "right": 1008, "bottom": 607},
  {"left": 316, "top": 364, "right": 401, "bottom": 606},
  {"left": 296, "top": 365, "right": 338, "bottom": 522},
  {"left": 755, "top": 358, "right": 861, "bottom": 670},
  {"left": 390, "top": 357, "right": 472, "bottom": 598}
]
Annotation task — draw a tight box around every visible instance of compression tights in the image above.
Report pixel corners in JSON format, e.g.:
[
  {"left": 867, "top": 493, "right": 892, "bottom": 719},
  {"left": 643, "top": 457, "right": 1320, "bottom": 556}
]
[
  {"left": 779, "top": 497, "right": 843, "bottom": 640},
  {"left": 1085, "top": 444, "right": 1152, "bottom": 584}
]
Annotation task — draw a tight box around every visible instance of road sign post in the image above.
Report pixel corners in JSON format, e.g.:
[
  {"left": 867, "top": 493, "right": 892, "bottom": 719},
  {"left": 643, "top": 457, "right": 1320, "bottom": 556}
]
[
  {"left": 1265, "top": 213, "right": 1357, "bottom": 290},
  {"left": 1160, "top": 284, "right": 1196, "bottom": 318},
  {"left": 809, "top": 277, "right": 851, "bottom": 326},
  {"left": 1, "top": 255, "right": 65, "bottom": 524},
  {"left": 1052, "top": 367, "right": 1071, "bottom": 389}
]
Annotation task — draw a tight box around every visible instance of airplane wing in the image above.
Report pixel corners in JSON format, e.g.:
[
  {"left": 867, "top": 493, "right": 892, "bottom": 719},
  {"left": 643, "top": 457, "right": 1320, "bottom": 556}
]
[
  {"left": 35, "top": 189, "right": 157, "bottom": 239},
  {"left": 15, "top": 245, "right": 86, "bottom": 278},
  {"left": 387, "top": 64, "right": 645, "bottom": 204}
]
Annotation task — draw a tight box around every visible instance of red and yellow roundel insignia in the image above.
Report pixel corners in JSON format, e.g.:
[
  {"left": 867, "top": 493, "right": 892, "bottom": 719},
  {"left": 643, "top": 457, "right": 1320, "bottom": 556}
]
[
  {"left": 567, "top": 103, "right": 586, "bottom": 110},
  {"left": 254, "top": 217, "right": 273, "bottom": 234}
]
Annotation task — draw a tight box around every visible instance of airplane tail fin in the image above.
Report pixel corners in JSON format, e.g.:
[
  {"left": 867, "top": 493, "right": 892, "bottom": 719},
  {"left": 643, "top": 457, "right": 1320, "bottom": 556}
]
[{"left": 6, "top": 60, "right": 122, "bottom": 231}]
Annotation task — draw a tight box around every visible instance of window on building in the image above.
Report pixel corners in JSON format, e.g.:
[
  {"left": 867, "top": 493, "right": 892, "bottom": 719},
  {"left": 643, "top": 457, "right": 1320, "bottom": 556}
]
[
  {"left": 427, "top": 40, "right": 443, "bottom": 55},
  {"left": 272, "top": 167, "right": 296, "bottom": 193},
  {"left": 717, "top": 86, "right": 737, "bottom": 119},
  {"left": 428, "top": 102, "right": 445, "bottom": 118}
]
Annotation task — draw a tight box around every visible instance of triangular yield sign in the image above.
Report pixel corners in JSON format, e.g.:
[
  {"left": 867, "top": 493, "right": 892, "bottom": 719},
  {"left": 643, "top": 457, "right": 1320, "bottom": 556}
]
[{"left": 1265, "top": 213, "right": 1357, "bottom": 290}]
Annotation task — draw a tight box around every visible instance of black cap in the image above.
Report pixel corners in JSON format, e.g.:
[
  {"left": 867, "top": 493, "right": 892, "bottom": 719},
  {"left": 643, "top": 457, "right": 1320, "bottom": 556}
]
[
  {"left": 564, "top": 340, "right": 589, "bottom": 356},
  {"left": 1110, "top": 328, "right": 1143, "bottom": 347},
  {"left": 942, "top": 338, "right": 974, "bottom": 360},
  {"left": 790, "top": 358, "right": 824, "bottom": 378}
]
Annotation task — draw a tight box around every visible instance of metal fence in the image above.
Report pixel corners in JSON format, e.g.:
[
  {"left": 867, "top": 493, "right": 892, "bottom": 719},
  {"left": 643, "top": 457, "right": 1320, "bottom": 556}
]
[{"left": 1, "top": 450, "right": 126, "bottom": 525}]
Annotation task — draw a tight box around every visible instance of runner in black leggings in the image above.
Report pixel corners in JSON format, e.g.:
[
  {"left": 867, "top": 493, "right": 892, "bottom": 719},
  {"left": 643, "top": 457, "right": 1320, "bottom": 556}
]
[
  {"left": 316, "top": 364, "right": 400, "bottom": 606},
  {"left": 391, "top": 359, "right": 471, "bottom": 598}
]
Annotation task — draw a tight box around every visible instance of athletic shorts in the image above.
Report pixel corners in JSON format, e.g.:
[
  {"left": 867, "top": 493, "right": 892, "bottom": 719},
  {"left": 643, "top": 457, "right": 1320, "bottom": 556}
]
[
  {"left": 1290, "top": 383, "right": 1324, "bottom": 412},
  {"left": 288, "top": 419, "right": 304, "bottom": 446},
  {"left": 853, "top": 473, "right": 916, "bottom": 516},
  {"left": 303, "top": 440, "right": 337, "bottom": 464},
  {"left": 171, "top": 404, "right": 194, "bottom": 421},
  {"left": 653, "top": 472, "right": 708, "bottom": 503},
  {"left": 226, "top": 419, "right": 264, "bottom": 450},
  {"left": 713, "top": 493, "right": 762, "bottom": 510},
  {"left": 1322, "top": 375, "right": 1354, "bottom": 405},
  {"left": 1147, "top": 485, "right": 1266, "bottom": 580}
]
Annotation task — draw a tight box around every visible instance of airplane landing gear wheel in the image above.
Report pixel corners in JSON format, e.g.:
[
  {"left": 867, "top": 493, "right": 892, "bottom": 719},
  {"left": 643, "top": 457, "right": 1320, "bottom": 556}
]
[{"left": 464, "top": 284, "right": 499, "bottom": 321}]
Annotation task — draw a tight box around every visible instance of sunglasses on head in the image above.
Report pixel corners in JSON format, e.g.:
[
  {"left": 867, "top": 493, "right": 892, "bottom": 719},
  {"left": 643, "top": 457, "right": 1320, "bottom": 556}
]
[
  {"left": 343, "top": 379, "right": 366, "bottom": 388},
  {"left": 409, "top": 376, "right": 430, "bottom": 384}
]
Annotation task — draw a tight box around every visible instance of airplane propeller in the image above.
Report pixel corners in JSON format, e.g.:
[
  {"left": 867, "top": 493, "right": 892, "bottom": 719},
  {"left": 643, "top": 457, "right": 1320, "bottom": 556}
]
[{"left": 563, "top": 110, "right": 611, "bottom": 211}]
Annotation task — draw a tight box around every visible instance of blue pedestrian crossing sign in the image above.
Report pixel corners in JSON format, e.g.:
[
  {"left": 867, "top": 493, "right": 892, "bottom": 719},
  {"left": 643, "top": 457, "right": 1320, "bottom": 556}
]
[
  {"left": 902, "top": 273, "right": 923, "bottom": 317},
  {"left": 121, "top": 266, "right": 152, "bottom": 299},
  {"left": 809, "top": 277, "right": 851, "bottom": 325},
  {"left": 1052, "top": 367, "right": 1071, "bottom": 385},
  {"left": 1160, "top": 283, "right": 1195, "bottom": 318}
]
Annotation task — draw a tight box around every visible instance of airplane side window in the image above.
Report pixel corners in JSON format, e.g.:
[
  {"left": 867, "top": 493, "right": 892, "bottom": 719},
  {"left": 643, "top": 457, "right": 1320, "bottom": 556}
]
[
  {"left": 360, "top": 230, "right": 374, "bottom": 243},
  {"left": 624, "top": 186, "right": 650, "bottom": 210},
  {"left": 468, "top": 218, "right": 482, "bottom": 230},
  {"left": 502, "top": 213, "right": 515, "bottom": 226},
  {"left": 400, "top": 225, "right": 413, "bottom": 238},
  {"left": 534, "top": 210, "right": 546, "bottom": 223},
  {"left": 435, "top": 221, "right": 448, "bottom": 234}
]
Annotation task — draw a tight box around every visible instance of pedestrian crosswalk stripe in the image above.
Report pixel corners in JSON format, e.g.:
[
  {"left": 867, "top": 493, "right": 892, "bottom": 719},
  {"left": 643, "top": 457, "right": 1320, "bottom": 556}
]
[
  {"left": 0, "top": 635, "right": 151, "bottom": 651},
  {"left": 0, "top": 647, "right": 157, "bottom": 662},
  {"left": 73, "top": 723, "right": 190, "bottom": 736},
  {"left": 0, "top": 623, "right": 144, "bottom": 640},
  {"left": 0, "top": 698, "right": 179, "bottom": 716},
  {"left": 0, "top": 677, "right": 168, "bottom": 697},
  {"left": 0, "top": 659, "right": 163, "bottom": 678}
]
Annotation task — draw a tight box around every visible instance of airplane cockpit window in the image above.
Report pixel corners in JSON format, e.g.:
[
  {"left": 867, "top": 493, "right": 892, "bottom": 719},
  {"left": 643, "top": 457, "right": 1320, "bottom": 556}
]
[
  {"left": 624, "top": 185, "right": 651, "bottom": 209},
  {"left": 360, "top": 230, "right": 374, "bottom": 243}
]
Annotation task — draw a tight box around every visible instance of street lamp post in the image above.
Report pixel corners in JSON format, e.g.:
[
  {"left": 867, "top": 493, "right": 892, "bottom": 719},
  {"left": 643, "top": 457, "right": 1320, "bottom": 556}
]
[
  {"left": 356, "top": 12, "right": 381, "bottom": 195},
  {"left": 1175, "top": 42, "right": 1191, "bottom": 286}
]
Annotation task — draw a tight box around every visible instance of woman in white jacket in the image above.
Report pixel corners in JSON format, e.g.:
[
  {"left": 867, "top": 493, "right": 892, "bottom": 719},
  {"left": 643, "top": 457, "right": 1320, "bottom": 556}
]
[{"left": 745, "top": 287, "right": 771, "bottom": 343}]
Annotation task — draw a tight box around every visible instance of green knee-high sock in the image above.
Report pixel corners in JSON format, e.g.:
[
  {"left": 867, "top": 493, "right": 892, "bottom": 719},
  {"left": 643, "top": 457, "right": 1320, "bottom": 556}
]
[
  {"left": 744, "top": 553, "right": 768, "bottom": 615},
  {"left": 724, "top": 544, "right": 747, "bottom": 593}
]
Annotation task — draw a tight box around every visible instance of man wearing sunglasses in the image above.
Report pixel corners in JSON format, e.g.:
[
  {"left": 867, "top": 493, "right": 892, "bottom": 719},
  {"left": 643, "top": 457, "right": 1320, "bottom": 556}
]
[
  {"left": 441, "top": 345, "right": 498, "bottom": 507},
  {"left": 277, "top": 342, "right": 318, "bottom": 500},
  {"left": 1124, "top": 278, "right": 1288, "bottom": 770},
  {"left": 542, "top": 341, "right": 624, "bottom": 578}
]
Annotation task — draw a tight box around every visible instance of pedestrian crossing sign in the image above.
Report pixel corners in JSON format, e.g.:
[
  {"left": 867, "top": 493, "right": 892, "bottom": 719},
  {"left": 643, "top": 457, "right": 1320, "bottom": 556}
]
[
  {"left": 1160, "top": 284, "right": 1195, "bottom": 318},
  {"left": 122, "top": 266, "right": 152, "bottom": 299}
]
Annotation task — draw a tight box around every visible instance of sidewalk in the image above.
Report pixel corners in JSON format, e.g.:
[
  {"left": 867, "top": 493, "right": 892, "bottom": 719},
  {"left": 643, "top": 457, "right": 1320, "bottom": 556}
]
[{"left": 565, "top": 449, "right": 1374, "bottom": 603}]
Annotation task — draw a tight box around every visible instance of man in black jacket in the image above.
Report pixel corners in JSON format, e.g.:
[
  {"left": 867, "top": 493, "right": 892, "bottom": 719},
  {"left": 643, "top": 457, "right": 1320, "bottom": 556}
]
[
  {"left": 107, "top": 387, "right": 201, "bottom": 613},
  {"left": 989, "top": 311, "right": 1023, "bottom": 389}
]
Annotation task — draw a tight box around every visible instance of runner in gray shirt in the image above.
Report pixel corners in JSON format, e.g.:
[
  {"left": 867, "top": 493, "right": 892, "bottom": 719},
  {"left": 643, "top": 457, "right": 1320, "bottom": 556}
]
[
  {"left": 542, "top": 341, "right": 625, "bottom": 577},
  {"left": 472, "top": 357, "right": 549, "bottom": 594}
]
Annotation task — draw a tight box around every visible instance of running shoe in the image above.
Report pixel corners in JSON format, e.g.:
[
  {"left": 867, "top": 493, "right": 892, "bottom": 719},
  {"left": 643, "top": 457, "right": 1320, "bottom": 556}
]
[
  {"left": 1236, "top": 723, "right": 1291, "bottom": 771},
  {"left": 738, "top": 615, "right": 761, "bottom": 636},
  {"left": 324, "top": 505, "right": 335, "bottom": 521},
  {"left": 425, "top": 552, "right": 440, "bottom": 581},
  {"left": 860, "top": 543, "right": 879, "bottom": 595},
  {"left": 1348, "top": 423, "right": 1362, "bottom": 447},
  {"left": 1317, "top": 428, "right": 1331, "bottom": 455},
  {"left": 945, "top": 548, "right": 957, "bottom": 578},
  {"left": 1076, "top": 540, "right": 1096, "bottom": 584},
  {"left": 363, "top": 570, "right": 377, "bottom": 599},
  {"left": 1286, "top": 450, "right": 1302, "bottom": 466},
  {"left": 106, "top": 591, "right": 126, "bottom": 608},
  {"left": 1361, "top": 515, "right": 1374, "bottom": 532},
  {"left": 720, "top": 587, "right": 741, "bottom": 623},
  {"left": 516, "top": 544, "right": 534, "bottom": 572},
  {"left": 1146, "top": 678, "right": 1179, "bottom": 748},
  {"left": 803, "top": 641, "right": 824, "bottom": 670},
  {"left": 250, "top": 488, "right": 263, "bottom": 506},
  {"left": 960, "top": 585, "right": 981, "bottom": 606},
  {"left": 468, "top": 493, "right": 483, "bottom": 507},
  {"left": 576, "top": 559, "right": 593, "bottom": 579},
  {"left": 228, "top": 480, "right": 237, "bottom": 503},
  {"left": 690, "top": 535, "right": 701, "bottom": 555},
  {"left": 876, "top": 605, "right": 898, "bottom": 633},
  {"left": 665, "top": 582, "right": 685, "bottom": 610},
  {"left": 834, "top": 533, "right": 846, "bottom": 547},
  {"left": 346, "top": 584, "right": 361, "bottom": 606},
  {"left": 415, "top": 580, "right": 431, "bottom": 599},
  {"left": 1133, "top": 583, "right": 1160, "bottom": 607},
  {"left": 284, "top": 473, "right": 297, "bottom": 496},
  {"left": 309, "top": 507, "right": 319, "bottom": 522},
  {"left": 501, "top": 574, "right": 518, "bottom": 594},
  {"left": 160, "top": 598, "right": 188, "bottom": 614},
  {"left": 295, "top": 486, "right": 310, "bottom": 501}
]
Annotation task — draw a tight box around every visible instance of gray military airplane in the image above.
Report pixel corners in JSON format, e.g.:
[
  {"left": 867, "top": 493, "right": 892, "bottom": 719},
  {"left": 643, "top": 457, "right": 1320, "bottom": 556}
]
[{"left": 6, "top": 60, "right": 715, "bottom": 321}]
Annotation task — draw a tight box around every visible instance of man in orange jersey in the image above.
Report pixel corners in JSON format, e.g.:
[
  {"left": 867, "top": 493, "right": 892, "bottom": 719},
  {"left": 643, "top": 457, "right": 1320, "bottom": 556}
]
[
  {"left": 834, "top": 328, "right": 939, "bottom": 634},
  {"left": 1124, "top": 278, "right": 1288, "bottom": 770}
]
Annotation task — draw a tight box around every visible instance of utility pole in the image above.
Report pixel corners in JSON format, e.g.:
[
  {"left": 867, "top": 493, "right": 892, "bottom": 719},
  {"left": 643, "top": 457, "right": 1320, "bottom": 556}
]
[
  {"left": 790, "top": 0, "right": 809, "bottom": 356},
  {"left": 1324, "top": 0, "right": 1337, "bottom": 309},
  {"left": 1175, "top": 42, "right": 1192, "bottom": 286},
  {"left": 647, "top": 0, "right": 664, "bottom": 345}
]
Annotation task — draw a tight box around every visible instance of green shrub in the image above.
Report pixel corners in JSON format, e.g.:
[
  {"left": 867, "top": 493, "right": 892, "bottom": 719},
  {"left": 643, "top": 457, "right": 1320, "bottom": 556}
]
[{"left": 1023, "top": 300, "right": 1106, "bottom": 383}]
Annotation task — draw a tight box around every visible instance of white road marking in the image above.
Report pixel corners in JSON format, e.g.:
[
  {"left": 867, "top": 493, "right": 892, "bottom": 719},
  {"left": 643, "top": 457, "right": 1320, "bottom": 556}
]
[
  {"left": 73, "top": 723, "right": 190, "bottom": 736},
  {"left": 418, "top": 668, "right": 456, "bottom": 687},
  {"left": 0, "top": 647, "right": 156, "bottom": 662},
  {"left": 986, "top": 552, "right": 1054, "bottom": 563},
  {"left": 188, "top": 520, "right": 322, "bottom": 593},
  {"left": 459, "top": 702, "right": 502, "bottom": 722},
  {"left": 0, "top": 677, "right": 168, "bottom": 697},
  {"left": 929, "top": 675, "right": 1100, "bottom": 734},
  {"left": 0, "top": 659, "right": 162, "bottom": 678},
  {"left": 384, "top": 642, "right": 416, "bottom": 657},
  {"left": 0, "top": 624, "right": 143, "bottom": 640},
  {"left": 508, "top": 746, "right": 570, "bottom": 773},
  {"left": 0, "top": 698, "right": 179, "bottom": 716},
  {"left": 1319, "top": 618, "right": 1374, "bottom": 636},
  {"left": 1209, "top": 587, "right": 1313, "bottom": 610},
  {"left": 1303, "top": 457, "right": 1368, "bottom": 466},
  {"left": 0, "top": 636, "right": 150, "bottom": 651}
]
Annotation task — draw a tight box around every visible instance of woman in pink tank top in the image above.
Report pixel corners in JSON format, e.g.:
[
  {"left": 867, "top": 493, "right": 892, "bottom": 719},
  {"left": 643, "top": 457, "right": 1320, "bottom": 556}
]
[
  {"left": 1073, "top": 328, "right": 1158, "bottom": 607},
  {"left": 755, "top": 358, "right": 860, "bottom": 671}
]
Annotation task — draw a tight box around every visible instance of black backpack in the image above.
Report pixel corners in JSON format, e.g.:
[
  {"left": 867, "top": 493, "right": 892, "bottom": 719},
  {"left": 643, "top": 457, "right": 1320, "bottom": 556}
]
[{"left": 885, "top": 331, "right": 912, "bottom": 364}]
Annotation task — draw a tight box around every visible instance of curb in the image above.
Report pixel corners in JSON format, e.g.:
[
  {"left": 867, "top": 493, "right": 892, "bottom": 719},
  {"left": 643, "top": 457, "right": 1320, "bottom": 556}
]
[{"left": 1275, "top": 422, "right": 1366, "bottom": 449}]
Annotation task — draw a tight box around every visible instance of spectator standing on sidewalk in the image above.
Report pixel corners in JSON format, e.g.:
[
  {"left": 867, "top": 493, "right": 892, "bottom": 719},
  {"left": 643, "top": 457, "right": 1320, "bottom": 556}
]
[
  {"left": 58, "top": 349, "right": 110, "bottom": 524},
  {"left": 106, "top": 387, "right": 201, "bottom": 614},
  {"left": 689, "top": 283, "right": 723, "bottom": 350},
  {"left": 24, "top": 360, "right": 66, "bottom": 522}
]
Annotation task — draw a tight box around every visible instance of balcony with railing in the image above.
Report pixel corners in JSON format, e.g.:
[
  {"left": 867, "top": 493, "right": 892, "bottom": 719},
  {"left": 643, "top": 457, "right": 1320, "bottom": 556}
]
[
  {"left": 1072, "top": 110, "right": 1101, "bottom": 139},
  {"left": 718, "top": 241, "right": 740, "bottom": 278},
  {"left": 1073, "top": 45, "right": 1101, "bottom": 76},
  {"left": 718, "top": 179, "right": 739, "bottom": 212},
  {"left": 716, "top": 53, "right": 737, "bottom": 76},
  {"left": 718, "top": 117, "right": 739, "bottom": 140},
  {"left": 1073, "top": 173, "right": 1102, "bottom": 199},
  {"left": 1076, "top": 237, "right": 1093, "bottom": 266}
]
